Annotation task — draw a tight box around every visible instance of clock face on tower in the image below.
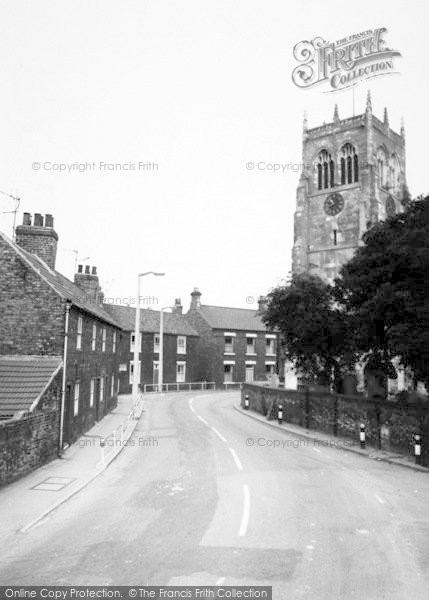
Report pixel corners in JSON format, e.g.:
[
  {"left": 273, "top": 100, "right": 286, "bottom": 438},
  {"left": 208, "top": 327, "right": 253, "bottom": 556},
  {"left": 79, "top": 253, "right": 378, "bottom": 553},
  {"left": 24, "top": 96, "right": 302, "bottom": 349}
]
[{"left": 324, "top": 192, "right": 344, "bottom": 216}]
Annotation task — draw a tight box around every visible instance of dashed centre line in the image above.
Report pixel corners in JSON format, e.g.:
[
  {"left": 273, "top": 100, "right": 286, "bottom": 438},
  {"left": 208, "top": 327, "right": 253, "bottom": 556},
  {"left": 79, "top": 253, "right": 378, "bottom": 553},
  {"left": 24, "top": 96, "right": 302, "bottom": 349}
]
[
  {"left": 238, "top": 484, "right": 250, "bottom": 537},
  {"left": 211, "top": 427, "right": 227, "bottom": 442},
  {"left": 229, "top": 447, "right": 243, "bottom": 471}
]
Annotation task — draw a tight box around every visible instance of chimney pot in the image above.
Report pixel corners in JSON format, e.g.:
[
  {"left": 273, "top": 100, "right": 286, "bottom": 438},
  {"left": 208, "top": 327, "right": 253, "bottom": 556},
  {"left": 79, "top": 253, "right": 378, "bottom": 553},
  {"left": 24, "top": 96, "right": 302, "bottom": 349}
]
[
  {"left": 78, "top": 264, "right": 83, "bottom": 273},
  {"left": 92, "top": 266, "right": 97, "bottom": 275},
  {"left": 85, "top": 265, "right": 90, "bottom": 274},
  {"left": 23, "top": 213, "right": 31, "bottom": 226},
  {"left": 34, "top": 213, "right": 44, "bottom": 227},
  {"left": 45, "top": 214, "right": 54, "bottom": 228}
]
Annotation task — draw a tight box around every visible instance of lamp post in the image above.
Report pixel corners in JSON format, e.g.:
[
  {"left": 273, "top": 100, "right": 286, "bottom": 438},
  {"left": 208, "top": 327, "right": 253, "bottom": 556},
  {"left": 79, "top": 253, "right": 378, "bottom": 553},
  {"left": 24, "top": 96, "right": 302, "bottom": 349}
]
[
  {"left": 132, "top": 272, "right": 165, "bottom": 403},
  {"left": 159, "top": 305, "right": 174, "bottom": 393}
]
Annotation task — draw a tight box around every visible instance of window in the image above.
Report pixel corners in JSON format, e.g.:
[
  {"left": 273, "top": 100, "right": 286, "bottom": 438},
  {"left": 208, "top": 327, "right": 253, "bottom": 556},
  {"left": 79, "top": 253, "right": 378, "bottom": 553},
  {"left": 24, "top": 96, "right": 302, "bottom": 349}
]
[
  {"left": 90, "top": 378, "right": 95, "bottom": 407},
  {"left": 224, "top": 364, "right": 234, "bottom": 382},
  {"left": 111, "top": 375, "right": 114, "bottom": 397},
  {"left": 73, "top": 382, "right": 80, "bottom": 416},
  {"left": 340, "top": 143, "right": 358, "bottom": 184},
  {"left": 224, "top": 336, "right": 234, "bottom": 353},
  {"left": 113, "top": 331, "right": 116, "bottom": 353},
  {"left": 177, "top": 336, "right": 186, "bottom": 354},
  {"left": 266, "top": 364, "right": 275, "bottom": 376},
  {"left": 266, "top": 337, "right": 276, "bottom": 355},
  {"left": 333, "top": 229, "right": 338, "bottom": 246},
  {"left": 176, "top": 361, "right": 186, "bottom": 383},
  {"left": 246, "top": 336, "right": 256, "bottom": 355},
  {"left": 100, "top": 377, "right": 104, "bottom": 402},
  {"left": 77, "top": 316, "right": 83, "bottom": 350},
  {"left": 92, "top": 324, "right": 97, "bottom": 351},
  {"left": 154, "top": 334, "right": 160, "bottom": 353},
  {"left": 316, "top": 150, "right": 335, "bottom": 190},
  {"left": 130, "top": 332, "right": 142, "bottom": 353},
  {"left": 129, "top": 361, "right": 141, "bottom": 385},
  {"left": 102, "top": 328, "right": 106, "bottom": 352}
]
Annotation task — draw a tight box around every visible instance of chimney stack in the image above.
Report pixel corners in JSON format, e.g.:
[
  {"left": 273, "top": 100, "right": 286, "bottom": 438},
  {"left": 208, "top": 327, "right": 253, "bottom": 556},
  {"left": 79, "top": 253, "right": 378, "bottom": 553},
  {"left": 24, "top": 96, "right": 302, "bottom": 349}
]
[
  {"left": 258, "top": 295, "right": 267, "bottom": 313},
  {"left": 190, "top": 288, "right": 202, "bottom": 310},
  {"left": 74, "top": 265, "right": 103, "bottom": 304},
  {"left": 172, "top": 298, "right": 183, "bottom": 315},
  {"left": 15, "top": 212, "right": 58, "bottom": 269}
]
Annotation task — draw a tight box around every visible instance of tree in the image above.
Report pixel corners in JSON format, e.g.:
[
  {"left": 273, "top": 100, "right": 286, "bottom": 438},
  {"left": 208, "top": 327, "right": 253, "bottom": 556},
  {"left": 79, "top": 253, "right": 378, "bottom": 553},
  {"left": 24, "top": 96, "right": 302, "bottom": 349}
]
[
  {"left": 334, "top": 196, "right": 429, "bottom": 390},
  {"left": 262, "top": 273, "right": 353, "bottom": 391}
]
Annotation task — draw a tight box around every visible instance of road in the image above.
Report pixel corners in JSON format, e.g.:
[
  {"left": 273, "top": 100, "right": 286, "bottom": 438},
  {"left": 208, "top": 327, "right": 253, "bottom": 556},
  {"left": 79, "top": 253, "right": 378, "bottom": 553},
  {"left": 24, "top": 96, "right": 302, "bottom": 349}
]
[{"left": 0, "top": 391, "right": 428, "bottom": 599}]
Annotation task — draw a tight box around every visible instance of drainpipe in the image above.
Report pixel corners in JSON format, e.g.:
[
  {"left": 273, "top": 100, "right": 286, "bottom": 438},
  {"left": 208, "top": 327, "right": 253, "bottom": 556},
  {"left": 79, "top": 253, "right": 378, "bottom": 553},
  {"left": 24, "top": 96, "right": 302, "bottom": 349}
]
[{"left": 59, "top": 300, "right": 71, "bottom": 456}]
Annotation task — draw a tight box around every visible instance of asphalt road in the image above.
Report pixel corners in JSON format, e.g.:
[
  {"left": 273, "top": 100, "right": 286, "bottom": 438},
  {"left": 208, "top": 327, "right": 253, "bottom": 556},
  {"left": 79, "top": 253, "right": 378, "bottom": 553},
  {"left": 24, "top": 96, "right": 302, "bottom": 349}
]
[{"left": 0, "top": 391, "right": 428, "bottom": 599}]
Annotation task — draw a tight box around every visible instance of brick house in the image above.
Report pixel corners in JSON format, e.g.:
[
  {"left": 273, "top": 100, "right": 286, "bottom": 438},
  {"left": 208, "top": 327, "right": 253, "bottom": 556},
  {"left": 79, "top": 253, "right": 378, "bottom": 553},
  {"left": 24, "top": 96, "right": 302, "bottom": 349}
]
[
  {"left": 185, "top": 289, "right": 279, "bottom": 387},
  {"left": 0, "top": 212, "right": 122, "bottom": 448},
  {"left": 105, "top": 300, "right": 199, "bottom": 393},
  {"left": 0, "top": 356, "right": 62, "bottom": 485}
]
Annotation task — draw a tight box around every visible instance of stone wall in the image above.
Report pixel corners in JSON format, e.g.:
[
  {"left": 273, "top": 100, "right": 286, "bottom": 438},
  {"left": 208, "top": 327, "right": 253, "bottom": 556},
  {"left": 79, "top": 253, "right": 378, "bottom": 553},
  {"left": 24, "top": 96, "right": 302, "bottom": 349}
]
[
  {"left": 0, "top": 373, "right": 62, "bottom": 486},
  {"left": 242, "top": 383, "right": 429, "bottom": 465}
]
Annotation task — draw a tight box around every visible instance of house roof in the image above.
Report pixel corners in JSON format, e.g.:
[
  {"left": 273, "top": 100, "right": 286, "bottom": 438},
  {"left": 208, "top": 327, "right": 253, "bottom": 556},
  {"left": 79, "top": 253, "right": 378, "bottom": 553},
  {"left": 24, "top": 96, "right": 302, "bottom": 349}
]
[
  {"left": 0, "top": 355, "right": 63, "bottom": 415},
  {"left": 0, "top": 232, "right": 120, "bottom": 327},
  {"left": 103, "top": 304, "right": 199, "bottom": 336},
  {"left": 196, "top": 304, "right": 269, "bottom": 332}
]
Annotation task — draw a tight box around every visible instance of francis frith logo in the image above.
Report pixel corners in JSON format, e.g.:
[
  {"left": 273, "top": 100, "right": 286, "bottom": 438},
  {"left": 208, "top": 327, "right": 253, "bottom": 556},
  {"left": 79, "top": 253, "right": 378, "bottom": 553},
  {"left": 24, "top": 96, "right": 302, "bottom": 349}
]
[{"left": 292, "top": 28, "right": 401, "bottom": 92}]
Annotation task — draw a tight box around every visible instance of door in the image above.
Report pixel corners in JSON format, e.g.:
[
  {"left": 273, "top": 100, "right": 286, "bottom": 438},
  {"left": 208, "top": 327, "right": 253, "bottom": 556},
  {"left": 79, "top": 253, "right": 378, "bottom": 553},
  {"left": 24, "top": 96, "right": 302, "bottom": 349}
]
[
  {"left": 95, "top": 378, "right": 101, "bottom": 421},
  {"left": 245, "top": 366, "right": 254, "bottom": 382},
  {"left": 63, "top": 384, "right": 72, "bottom": 445}
]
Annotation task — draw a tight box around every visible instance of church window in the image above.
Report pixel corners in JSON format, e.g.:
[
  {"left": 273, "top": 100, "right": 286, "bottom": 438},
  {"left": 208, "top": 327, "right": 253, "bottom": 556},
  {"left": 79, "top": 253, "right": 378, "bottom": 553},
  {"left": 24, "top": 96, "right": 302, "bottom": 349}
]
[
  {"left": 316, "top": 150, "right": 335, "bottom": 190},
  {"left": 333, "top": 229, "right": 337, "bottom": 246},
  {"left": 339, "top": 143, "right": 358, "bottom": 184}
]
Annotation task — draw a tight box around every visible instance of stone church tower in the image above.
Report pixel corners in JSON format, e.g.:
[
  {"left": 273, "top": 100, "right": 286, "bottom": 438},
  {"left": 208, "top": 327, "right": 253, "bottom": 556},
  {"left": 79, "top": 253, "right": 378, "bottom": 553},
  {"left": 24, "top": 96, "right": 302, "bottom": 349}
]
[{"left": 292, "top": 92, "right": 408, "bottom": 284}]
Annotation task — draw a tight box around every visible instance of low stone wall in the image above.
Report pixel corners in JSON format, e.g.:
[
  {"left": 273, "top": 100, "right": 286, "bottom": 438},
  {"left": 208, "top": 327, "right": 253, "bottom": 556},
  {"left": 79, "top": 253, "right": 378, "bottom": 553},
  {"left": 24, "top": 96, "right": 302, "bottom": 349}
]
[
  {"left": 242, "top": 383, "right": 429, "bottom": 466},
  {"left": 0, "top": 408, "right": 60, "bottom": 486}
]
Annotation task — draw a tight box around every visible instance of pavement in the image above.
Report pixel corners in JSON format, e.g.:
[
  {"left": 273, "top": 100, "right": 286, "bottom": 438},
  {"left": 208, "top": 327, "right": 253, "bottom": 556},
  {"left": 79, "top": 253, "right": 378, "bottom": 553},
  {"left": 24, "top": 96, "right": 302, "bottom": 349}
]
[
  {"left": 0, "top": 393, "right": 143, "bottom": 540},
  {"left": 234, "top": 401, "right": 429, "bottom": 473},
  {"left": 0, "top": 391, "right": 428, "bottom": 599}
]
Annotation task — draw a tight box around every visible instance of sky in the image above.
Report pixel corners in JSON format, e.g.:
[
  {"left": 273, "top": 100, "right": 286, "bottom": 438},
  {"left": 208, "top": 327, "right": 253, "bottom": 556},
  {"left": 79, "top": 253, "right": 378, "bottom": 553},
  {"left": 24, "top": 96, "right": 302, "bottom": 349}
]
[{"left": 0, "top": 0, "right": 428, "bottom": 312}]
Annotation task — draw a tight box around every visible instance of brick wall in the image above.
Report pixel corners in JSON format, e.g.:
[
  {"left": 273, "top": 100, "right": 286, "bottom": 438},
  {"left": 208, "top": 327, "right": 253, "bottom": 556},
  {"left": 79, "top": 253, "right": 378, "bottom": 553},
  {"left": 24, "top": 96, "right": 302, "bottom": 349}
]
[
  {"left": 64, "top": 307, "right": 120, "bottom": 443},
  {"left": 0, "top": 236, "right": 65, "bottom": 355},
  {"left": 242, "top": 383, "right": 429, "bottom": 465},
  {"left": 0, "top": 373, "right": 62, "bottom": 486}
]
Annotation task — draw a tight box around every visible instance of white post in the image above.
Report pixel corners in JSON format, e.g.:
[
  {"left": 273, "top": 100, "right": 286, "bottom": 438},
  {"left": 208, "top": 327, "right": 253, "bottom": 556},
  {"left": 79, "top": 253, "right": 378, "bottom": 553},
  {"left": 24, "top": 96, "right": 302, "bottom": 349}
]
[
  {"left": 132, "top": 276, "right": 141, "bottom": 404},
  {"left": 159, "top": 308, "right": 164, "bottom": 393}
]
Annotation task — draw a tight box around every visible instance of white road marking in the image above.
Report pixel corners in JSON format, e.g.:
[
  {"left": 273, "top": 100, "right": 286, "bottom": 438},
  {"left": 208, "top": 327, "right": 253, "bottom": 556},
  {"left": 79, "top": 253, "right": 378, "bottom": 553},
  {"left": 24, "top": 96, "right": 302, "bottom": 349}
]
[
  {"left": 313, "top": 447, "right": 321, "bottom": 454},
  {"left": 229, "top": 447, "right": 243, "bottom": 471},
  {"left": 189, "top": 398, "right": 194, "bottom": 406},
  {"left": 375, "top": 493, "right": 385, "bottom": 505},
  {"left": 189, "top": 405, "right": 196, "bottom": 414},
  {"left": 211, "top": 427, "right": 227, "bottom": 443},
  {"left": 197, "top": 415, "right": 208, "bottom": 425},
  {"left": 238, "top": 484, "right": 250, "bottom": 537}
]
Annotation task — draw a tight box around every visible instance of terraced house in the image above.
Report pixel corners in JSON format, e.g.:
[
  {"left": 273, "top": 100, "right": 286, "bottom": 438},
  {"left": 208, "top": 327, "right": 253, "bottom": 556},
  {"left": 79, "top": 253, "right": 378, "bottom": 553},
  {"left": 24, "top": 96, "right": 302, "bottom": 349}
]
[
  {"left": 0, "top": 213, "right": 121, "bottom": 483},
  {"left": 105, "top": 299, "right": 199, "bottom": 393},
  {"left": 185, "top": 289, "right": 279, "bottom": 387}
]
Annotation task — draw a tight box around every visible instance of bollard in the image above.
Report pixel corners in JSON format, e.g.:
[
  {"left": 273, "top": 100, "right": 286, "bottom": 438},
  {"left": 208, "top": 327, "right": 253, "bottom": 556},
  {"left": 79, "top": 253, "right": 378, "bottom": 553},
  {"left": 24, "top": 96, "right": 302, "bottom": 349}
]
[
  {"left": 100, "top": 437, "right": 106, "bottom": 466},
  {"left": 359, "top": 423, "right": 366, "bottom": 449},
  {"left": 414, "top": 433, "right": 422, "bottom": 465},
  {"left": 244, "top": 394, "right": 250, "bottom": 410},
  {"left": 278, "top": 403, "right": 283, "bottom": 425}
]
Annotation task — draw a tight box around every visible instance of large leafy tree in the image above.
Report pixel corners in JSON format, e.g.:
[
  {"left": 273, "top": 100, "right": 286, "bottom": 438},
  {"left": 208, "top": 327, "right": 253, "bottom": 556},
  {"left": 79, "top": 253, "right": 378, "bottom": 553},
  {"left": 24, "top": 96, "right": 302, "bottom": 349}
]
[
  {"left": 334, "top": 196, "right": 429, "bottom": 389},
  {"left": 262, "top": 273, "right": 353, "bottom": 390}
]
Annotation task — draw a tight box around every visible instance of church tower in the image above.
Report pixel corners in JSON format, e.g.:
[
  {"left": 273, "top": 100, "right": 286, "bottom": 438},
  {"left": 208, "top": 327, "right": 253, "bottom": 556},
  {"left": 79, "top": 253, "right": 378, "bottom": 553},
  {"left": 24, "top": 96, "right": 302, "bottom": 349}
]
[{"left": 292, "top": 92, "right": 408, "bottom": 284}]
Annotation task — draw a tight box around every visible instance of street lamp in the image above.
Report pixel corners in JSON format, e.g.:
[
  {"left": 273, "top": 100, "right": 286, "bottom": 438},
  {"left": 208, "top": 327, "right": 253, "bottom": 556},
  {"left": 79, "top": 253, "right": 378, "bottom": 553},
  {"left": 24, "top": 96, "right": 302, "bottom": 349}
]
[
  {"left": 132, "top": 271, "right": 165, "bottom": 403},
  {"left": 159, "top": 305, "right": 174, "bottom": 393}
]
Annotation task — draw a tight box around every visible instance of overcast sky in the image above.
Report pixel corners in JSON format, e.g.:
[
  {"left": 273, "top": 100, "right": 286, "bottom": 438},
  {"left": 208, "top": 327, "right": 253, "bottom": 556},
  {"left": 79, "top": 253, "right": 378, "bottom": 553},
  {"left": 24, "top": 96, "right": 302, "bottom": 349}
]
[{"left": 0, "top": 0, "right": 427, "bottom": 312}]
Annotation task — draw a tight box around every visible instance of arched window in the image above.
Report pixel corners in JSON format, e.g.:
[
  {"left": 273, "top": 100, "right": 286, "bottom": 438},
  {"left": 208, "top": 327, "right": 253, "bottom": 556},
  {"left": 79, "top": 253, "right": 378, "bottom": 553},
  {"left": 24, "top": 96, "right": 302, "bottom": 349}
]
[
  {"left": 389, "top": 154, "right": 401, "bottom": 193},
  {"left": 377, "top": 148, "right": 387, "bottom": 188},
  {"left": 339, "top": 143, "right": 358, "bottom": 184},
  {"left": 316, "top": 150, "right": 334, "bottom": 190}
]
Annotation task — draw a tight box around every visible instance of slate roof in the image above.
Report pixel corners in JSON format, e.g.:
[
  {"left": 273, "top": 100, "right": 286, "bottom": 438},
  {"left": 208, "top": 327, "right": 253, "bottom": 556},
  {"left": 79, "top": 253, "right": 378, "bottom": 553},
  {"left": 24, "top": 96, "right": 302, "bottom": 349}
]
[
  {"left": 0, "top": 232, "right": 120, "bottom": 327},
  {"left": 104, "top": 304, "right": 199, "bottom": 336},
  {"left": 0, "top": 355, "right": 63, "bottom": 415},
  {"left": 197, "top": 305, "right": 269, "bottom": 332}
]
